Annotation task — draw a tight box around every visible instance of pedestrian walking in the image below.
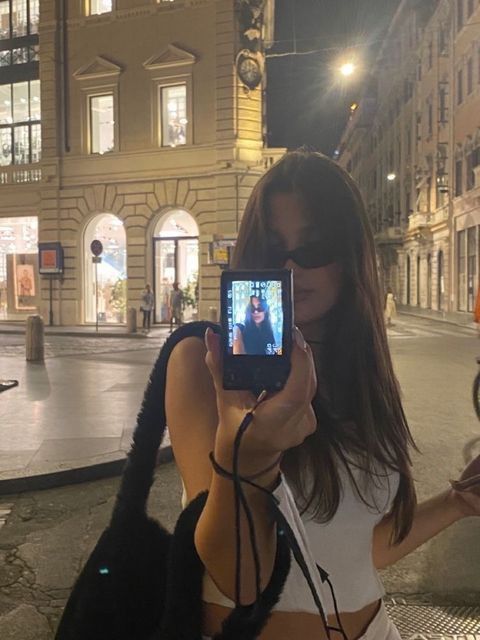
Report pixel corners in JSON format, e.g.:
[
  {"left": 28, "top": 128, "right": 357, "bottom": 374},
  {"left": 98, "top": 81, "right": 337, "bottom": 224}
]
[
  {"left": 140, "top": 284, "right": 154, "bottom": 332},
  {"left": 169, "top": 282, "right": 183, "bottom": 332},
  {"left": 384, "top": 286, "right": 397, "bottom": 327}
]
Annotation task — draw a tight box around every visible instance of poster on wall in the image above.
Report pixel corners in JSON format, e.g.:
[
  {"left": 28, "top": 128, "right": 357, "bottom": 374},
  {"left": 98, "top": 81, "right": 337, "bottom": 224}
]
[
  {"left": 38, "top": 242, "right": 64, "bottom": 275},
  {"left": 6, "top": 253, "right": 39, "bottom": 313}
]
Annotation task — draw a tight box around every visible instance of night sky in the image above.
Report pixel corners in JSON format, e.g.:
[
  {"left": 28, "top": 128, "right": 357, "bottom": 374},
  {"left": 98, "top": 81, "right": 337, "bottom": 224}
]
[{"left": 266, "top": 0, "right": 401, "bottom": 155}]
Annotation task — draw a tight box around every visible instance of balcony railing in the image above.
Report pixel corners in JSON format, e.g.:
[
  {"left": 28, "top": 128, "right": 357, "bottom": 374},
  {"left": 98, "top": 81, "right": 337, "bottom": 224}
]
[{"left": 0, "top": 165, "right": 42, "bottom": 185}]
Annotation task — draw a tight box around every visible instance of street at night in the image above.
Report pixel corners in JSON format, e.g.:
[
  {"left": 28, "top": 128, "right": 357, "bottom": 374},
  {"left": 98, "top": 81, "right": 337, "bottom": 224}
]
[{"left": 1, "top": 314, "right": 480, "bottom": 639}]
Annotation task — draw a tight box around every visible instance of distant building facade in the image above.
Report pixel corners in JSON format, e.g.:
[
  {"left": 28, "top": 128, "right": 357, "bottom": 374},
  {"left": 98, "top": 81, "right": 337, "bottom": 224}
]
[
  {"left": 0, "top": 0, "right": 282, "bottom": 325},
  {"left": 338, "top": 0, "right": 480, "bottom": 316}
]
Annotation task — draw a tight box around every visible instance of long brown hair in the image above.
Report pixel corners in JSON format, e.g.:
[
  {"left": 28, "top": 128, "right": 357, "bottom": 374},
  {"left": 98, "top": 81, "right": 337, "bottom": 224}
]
[{"left": 231, "top": 150, "right": 417, "bottom": 544}]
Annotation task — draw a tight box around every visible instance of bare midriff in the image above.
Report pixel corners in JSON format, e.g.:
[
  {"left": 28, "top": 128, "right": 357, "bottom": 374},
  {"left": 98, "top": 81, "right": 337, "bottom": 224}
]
[{"left": 202, "top": 598, "right": 381, "bottom": 640}]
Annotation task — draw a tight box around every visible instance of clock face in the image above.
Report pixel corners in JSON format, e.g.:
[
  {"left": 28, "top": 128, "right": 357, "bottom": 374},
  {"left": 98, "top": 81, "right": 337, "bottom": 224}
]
[{"left": 237, "top": 54, "right": 262, "bottom": 89}]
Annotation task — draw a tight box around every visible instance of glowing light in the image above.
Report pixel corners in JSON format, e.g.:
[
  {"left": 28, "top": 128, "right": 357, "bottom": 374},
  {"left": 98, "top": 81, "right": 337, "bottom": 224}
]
[
  {"left": 387, "top": 173, "right": 396, "bottom": 181},
  {"left": 340, "top": 62, "right": 356, "bottom": 77}
]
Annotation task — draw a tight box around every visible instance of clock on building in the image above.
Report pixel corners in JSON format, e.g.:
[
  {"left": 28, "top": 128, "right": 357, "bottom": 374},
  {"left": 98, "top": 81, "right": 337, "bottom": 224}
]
[{"left": 236, "top": 50, "right": 263, "bottom": 90}]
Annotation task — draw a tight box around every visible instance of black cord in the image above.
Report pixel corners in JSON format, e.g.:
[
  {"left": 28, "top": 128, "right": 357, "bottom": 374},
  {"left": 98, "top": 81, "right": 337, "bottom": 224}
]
[{"left": 226, "top": 394, "right": 350, "bottom": 640}]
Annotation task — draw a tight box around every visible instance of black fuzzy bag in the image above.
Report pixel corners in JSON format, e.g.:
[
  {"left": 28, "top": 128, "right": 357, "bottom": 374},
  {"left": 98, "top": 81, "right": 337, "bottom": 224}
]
[{"left": 55, "top": 322, "right": 290, "bottom": 640}]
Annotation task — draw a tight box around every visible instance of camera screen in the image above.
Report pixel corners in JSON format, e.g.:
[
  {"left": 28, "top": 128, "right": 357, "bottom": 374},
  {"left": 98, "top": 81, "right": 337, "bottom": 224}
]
[{"left": 226, "top": 279, "right": 284, "bottom": 356}]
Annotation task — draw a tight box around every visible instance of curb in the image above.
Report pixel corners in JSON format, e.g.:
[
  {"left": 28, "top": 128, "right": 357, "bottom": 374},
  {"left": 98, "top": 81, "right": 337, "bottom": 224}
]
[
  {"left": 0, "top": 446, "right": 173, "bottom": 495},
  {"left": 0, "top": 328, "right": 151, "bottom": 339},
  {"left": 398, "top": 309, "right": 476, "bottom": 332}
]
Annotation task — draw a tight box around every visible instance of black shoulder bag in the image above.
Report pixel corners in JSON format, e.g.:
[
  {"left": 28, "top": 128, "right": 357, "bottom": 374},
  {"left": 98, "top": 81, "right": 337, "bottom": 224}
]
[{"left": 55, "top": 321, "right": 291, "bottom": 640}]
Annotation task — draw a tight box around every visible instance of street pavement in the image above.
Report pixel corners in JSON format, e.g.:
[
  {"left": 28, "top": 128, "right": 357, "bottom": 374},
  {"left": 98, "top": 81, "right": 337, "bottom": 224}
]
[
  {"left": 0, "top": 315, "right": 480, "bottom": 639},
  {"left": 0, "top": 328, "right": 171, "bottom": 491}
]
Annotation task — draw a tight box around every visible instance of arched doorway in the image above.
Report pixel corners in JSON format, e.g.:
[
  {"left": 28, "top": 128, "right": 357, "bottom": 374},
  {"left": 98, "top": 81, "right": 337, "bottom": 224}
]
[
  {"left": 406, "top": 255, "right": 411, "bottom": 305},
  {"left": 437, "top": 250, "right": 444, "bottom": 311},
  {"left": 427, "top": 254, "right": 432, "bottom": 309},
  {"left": 84, "top": 214, "right": 126, "bottom": 323},
  {"left": 153, "top": 209, "right": 199, "bottom": 324}
]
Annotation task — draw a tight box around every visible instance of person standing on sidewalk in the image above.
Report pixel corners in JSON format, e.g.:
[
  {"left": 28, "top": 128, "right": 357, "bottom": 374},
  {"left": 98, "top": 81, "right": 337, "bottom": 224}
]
[
  {"left": 169, "top": 282, "right": 183, "bottom": 332},
  {"left": 140, "top": 284, "right": 154, "bottom": 333},
  {"left": 384, "top": 287, "right": 397, "bottom": 327}
]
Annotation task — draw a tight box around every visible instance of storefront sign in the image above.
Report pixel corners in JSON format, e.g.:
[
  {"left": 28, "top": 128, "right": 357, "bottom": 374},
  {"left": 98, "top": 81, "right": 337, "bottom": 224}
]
[
  {"left": 38, "top": 242, "right": 64, "bottom": 275},
  {"left": 209, "top": 240, "right": 235, "bottom": 266}
]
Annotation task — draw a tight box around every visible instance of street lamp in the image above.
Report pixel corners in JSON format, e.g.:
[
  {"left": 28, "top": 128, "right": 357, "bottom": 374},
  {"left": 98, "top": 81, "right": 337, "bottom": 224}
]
[
  {"left": 387, "top": 172, "right": 396, "bottom": 181},
  {"left": 340, "top": 62, "right": 356, "bottom": 77}
]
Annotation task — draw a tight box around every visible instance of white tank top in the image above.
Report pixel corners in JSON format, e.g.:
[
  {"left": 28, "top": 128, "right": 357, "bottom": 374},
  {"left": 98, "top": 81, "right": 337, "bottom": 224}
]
[{"left": 200, "top": 460, "right": 399, "bottom": 615}]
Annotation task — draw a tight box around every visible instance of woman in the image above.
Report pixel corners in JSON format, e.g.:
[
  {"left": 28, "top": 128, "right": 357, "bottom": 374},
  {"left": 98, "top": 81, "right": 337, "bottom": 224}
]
[
  {"left": 166, "top": 151, "right": 480, "bottom": 640},
  {"left": 384, "top": 287, "right": 396, "bottom": 327},
  {"left": 233, "top": 295, "right": 277, "bottom": 355}
]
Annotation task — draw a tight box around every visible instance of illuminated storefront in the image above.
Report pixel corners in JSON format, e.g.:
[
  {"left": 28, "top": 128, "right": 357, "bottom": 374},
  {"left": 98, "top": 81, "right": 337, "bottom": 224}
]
[
  {"left": 153, "top": 209, "right": 198, "bottom": 324},
  {"left": 83, "top": 214, "right": 126, "bottom": 323},
  {"left": 0, "top": 215, "right": 38, "bottom": 319}
]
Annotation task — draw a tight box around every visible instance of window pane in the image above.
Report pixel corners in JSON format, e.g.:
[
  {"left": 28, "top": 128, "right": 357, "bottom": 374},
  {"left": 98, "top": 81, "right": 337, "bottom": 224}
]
[
  {"left": 13, "top": 124, "right": 29, "bottom": 164},
  {"left": 90, "top": 94, "right": 114, "bottom": 154},
  {"left": 28, "top": 45, "right": 39, "bottom": 62},
  {"left": 30, "top": 122, "right": 40, "bottom": 162},
  {"left": 29, "top": 0, "right": 39, "bottom": 34},
  {"left": 11, "top": 0, "right": 27, "bottom": 37},
  {"left": 30, "top": 80, "right": 40, "bottom": 120},
  {"left": 0, "top": 49, "right": 10, "bottom": 66},
  {"left": 89, "top": 0, "right": 112, "bottom": 15},
  {"left": 12, "top": 47, "right": 29, "bottom": 64},
  {"left": 13, "top": 82, "right": 28, "bottom": 122},
  {"left": 0, "top": 1, "right": 9, "bottom": 40},
  {"left": 161, "top": 84, "right": 187, "bottom": 147},
  {"left": 0, "top": 84, "right": 11, "bottom": 123},
  {"left": 0, "top": 127, "right": 11, "bottom": 165}
]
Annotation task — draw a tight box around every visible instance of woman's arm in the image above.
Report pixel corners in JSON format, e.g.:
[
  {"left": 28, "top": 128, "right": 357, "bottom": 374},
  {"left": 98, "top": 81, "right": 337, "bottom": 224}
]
[
  {"left": 167, "top": 329, "right": 317, "bottom": 605},
  {"left": 166, "top": 336, "right": 282, "bottom": 604},
  {"left": 373, "top": 487, "right": 480, "bottom": 570}
]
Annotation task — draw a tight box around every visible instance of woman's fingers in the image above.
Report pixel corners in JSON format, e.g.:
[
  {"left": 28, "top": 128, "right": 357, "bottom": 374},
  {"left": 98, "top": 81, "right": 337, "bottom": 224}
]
[{"left": 280, "top": 328, "right": 317, "bottom": 406}]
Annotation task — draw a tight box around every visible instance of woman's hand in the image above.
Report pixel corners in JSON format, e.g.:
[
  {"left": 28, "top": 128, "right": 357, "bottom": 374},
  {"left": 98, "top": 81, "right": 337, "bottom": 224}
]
[
  {"left": 449, "top": 455, "right": 480, "bottom": 518},
  {"left": 204, "top": 326, "right": 317, "bottom": 476}
]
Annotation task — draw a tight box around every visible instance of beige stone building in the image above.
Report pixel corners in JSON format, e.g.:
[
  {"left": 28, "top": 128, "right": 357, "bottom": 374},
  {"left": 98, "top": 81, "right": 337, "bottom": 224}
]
[
  {"left": 0, "top": 0, "right": 282, "bottom": 326},
  {"left": 338, "top": 0, "right": 480, "bottom": 316}
]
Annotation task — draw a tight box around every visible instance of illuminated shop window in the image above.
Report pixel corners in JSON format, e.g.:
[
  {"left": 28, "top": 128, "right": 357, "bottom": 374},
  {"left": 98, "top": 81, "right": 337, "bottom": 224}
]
[
  {"left": 88, "top": 0, "right": 112, "bottom": 16},
  {"left": 89, "top": 94, "right": 114, "bottom": 154},
  {"left": 160, "top": 84, "right": 187, "bottom": 147},
  {"left": 84, "top": 214, "right": 126, "bottom": 324},
  {"left": 0, "top": 216, "right": 39, "bottom": 320}
]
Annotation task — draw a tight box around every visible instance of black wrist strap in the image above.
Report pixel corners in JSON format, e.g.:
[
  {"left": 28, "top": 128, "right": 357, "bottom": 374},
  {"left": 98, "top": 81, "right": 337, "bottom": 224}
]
[{"left": 209, "top": 451, "right": 282, "bottom": 484}]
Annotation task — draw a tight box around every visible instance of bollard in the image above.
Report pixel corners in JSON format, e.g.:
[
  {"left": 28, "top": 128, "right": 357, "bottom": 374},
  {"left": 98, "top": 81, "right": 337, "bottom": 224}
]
[
  {"left": 26, "top": 315, "right": 44, "bottom": 362},
  {"left": 127, "top": 307, "right": 137, "bottom": 334},
  {"left": 208, "top": 306, "right": 218, "bottom": 323}
]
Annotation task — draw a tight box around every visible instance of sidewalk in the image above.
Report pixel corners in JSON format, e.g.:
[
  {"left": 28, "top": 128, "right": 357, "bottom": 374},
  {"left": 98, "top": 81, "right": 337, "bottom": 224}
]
[
  {"left": 397, "top": 304, "right": 477, "bottom": 331},
  {"left": 0, "top": 320, "right": 168, "bottom": 339},
  {"left": 0, "top": 328, "right": 172, "bottom": 495}
]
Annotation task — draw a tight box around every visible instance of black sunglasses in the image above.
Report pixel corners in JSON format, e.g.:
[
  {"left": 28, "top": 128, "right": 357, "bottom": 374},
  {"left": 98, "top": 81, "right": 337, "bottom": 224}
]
[
  {"left": 250, "top": 302, "right": 267, "bottom": 313},
  {"left": 266, "top": 240, "right": 338, "bottom": 269}
]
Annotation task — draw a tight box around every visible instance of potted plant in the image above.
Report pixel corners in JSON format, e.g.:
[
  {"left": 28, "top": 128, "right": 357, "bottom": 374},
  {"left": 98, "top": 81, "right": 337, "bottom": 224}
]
[{"left": 110, "top": 277, "right": 127, "bottom": 323}]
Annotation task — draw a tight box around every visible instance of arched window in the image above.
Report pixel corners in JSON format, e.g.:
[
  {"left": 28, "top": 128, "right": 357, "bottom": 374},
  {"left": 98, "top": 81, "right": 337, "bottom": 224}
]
[
  {"left": 153, "top": 209, "right": 199, "bottom": 324},
  {"left": 84, "top": 214, "right": 126, "bottom": 323}
]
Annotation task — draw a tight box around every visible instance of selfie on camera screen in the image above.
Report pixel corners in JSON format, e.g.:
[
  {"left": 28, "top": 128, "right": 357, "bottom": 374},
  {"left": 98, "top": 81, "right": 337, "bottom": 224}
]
[{"left": 227, "top": 280, "right": 283, "bottom": 356}]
